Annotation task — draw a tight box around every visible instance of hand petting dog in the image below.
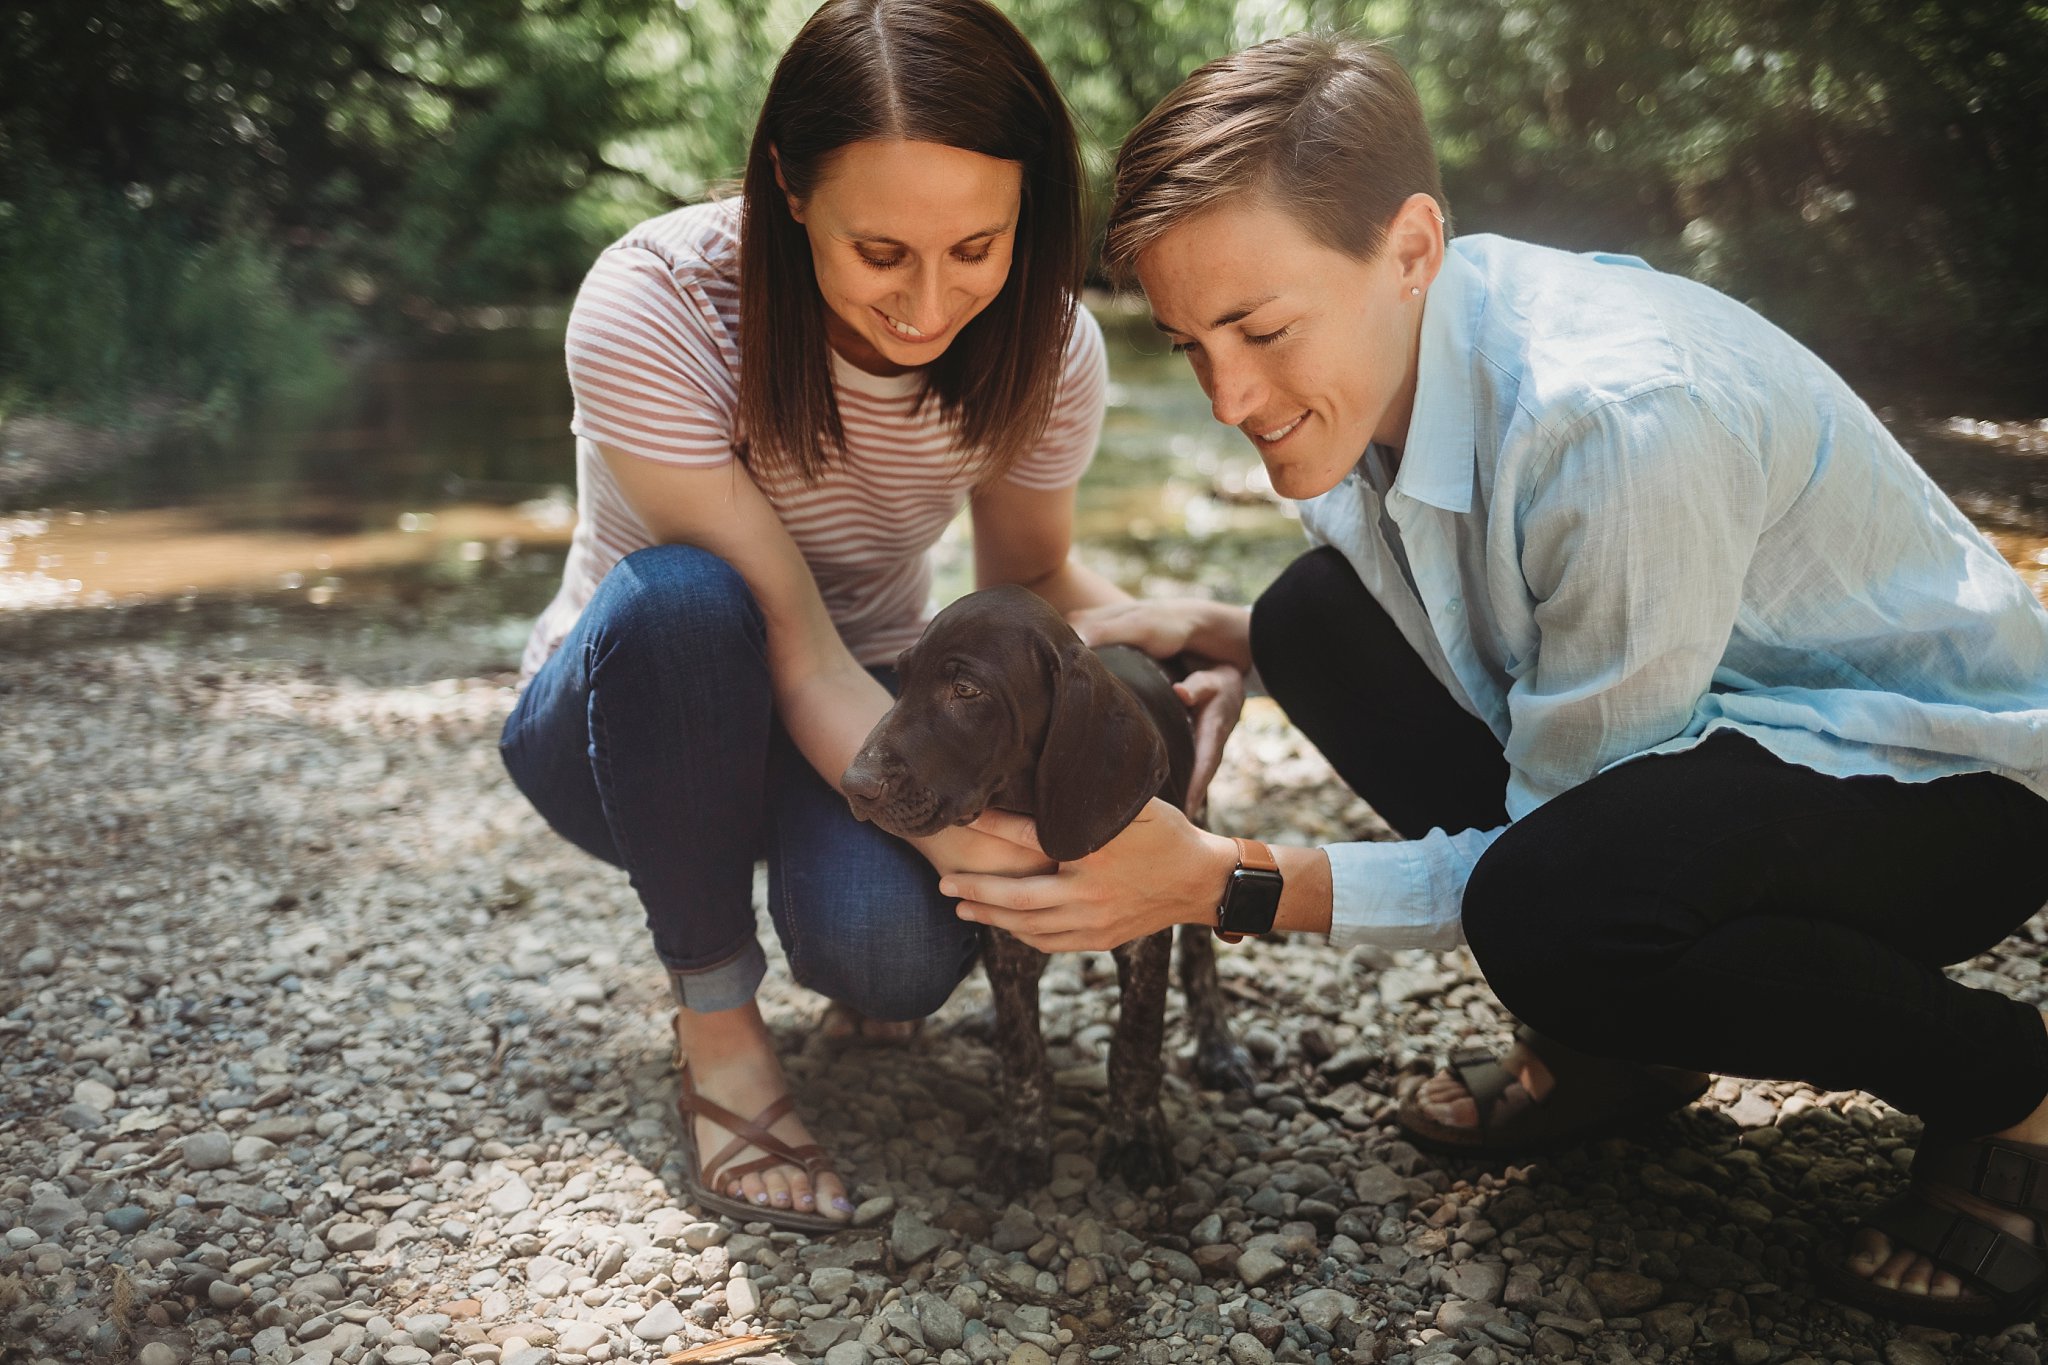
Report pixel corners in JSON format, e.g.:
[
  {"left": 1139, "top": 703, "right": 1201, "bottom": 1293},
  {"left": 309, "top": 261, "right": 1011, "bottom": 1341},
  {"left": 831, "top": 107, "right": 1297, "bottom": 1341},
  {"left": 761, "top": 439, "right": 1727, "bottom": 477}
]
[{"left": 942, "top": 801, "right": 1237, "bottom": 954}]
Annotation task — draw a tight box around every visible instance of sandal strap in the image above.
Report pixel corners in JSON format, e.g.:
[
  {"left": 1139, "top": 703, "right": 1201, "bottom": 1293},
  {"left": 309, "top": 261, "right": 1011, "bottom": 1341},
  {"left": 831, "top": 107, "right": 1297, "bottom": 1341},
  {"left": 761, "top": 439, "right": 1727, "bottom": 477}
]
[
  {"left": 720, "top": 1145, "right": 834, "bottom": 1185},
  {"left": 1865, "top": 1194, "right": 2048, "bottom": 1303},
  {"left": 1446, "top": 1049, "right": 1519, "bottom": 1133},
  {"left": 1915, "top": 1137, "right": 2048, "bottom": 1217},
  {"left": 676, "top": 1067, "right": 822, "bottom": 1191}
]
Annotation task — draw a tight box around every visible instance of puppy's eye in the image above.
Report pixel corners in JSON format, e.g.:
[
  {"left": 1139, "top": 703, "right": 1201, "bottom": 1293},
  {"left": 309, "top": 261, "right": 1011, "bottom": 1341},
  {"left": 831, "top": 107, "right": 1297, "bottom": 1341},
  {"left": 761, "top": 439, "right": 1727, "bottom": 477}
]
[{"left": 951, "top": 680, "right": 983, "bottom": 700}]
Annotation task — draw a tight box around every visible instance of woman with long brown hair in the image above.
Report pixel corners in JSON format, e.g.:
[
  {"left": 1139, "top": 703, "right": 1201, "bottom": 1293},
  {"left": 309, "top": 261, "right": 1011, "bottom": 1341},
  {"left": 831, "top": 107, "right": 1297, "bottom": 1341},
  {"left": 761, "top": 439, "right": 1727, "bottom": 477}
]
[{"left": 498, "top": 0, "right": 1239, "bottom": 1231}]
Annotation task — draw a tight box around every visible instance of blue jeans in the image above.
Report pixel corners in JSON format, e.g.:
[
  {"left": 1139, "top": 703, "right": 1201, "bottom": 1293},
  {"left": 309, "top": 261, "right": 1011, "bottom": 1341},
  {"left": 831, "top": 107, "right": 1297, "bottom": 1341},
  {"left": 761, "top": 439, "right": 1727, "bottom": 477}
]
[{"left": 499, "top": 545, "right": 979, "bottom": 1017}]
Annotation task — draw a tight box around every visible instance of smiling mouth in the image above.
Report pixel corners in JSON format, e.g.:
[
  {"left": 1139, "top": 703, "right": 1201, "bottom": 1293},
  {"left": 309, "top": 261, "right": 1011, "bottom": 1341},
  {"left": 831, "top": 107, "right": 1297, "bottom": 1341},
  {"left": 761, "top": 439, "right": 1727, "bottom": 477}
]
[
  {"left": 1249, "top": 412, "right": 1308, "bottom": 444},
  {"left": 876, "top": 308, "right": 940, "bottom": 343}
]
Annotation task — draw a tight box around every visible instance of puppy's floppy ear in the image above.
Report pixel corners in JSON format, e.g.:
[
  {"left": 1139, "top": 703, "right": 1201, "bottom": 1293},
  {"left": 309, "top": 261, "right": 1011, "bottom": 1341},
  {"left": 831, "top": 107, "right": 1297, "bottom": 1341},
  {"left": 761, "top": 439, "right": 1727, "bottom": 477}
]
[{"left": 1033, "top": 640, "right": 1169, "bottom": 862}]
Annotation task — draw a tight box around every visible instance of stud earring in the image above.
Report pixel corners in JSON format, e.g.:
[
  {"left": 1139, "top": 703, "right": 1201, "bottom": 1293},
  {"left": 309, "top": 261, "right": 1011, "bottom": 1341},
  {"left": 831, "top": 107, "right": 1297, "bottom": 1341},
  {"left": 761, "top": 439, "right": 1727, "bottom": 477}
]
[{"left": 1410, "top": 286, "right": 1422, "bottom": 297}]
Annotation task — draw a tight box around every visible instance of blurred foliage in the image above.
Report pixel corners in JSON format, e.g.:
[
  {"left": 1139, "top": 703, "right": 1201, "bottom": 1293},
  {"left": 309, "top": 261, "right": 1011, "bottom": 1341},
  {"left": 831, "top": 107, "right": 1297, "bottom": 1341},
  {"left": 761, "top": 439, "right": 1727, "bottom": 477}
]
[{"left": 3, "top": 0, "right": 2045, "bottom": 423}]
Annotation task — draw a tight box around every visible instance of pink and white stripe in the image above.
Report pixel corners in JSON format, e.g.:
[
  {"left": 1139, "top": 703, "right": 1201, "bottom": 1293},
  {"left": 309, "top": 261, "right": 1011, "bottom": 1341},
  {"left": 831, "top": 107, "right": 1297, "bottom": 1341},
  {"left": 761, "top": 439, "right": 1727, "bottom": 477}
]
[{"left": 521, "top": 199, "right": 1106, "bottom": 681}]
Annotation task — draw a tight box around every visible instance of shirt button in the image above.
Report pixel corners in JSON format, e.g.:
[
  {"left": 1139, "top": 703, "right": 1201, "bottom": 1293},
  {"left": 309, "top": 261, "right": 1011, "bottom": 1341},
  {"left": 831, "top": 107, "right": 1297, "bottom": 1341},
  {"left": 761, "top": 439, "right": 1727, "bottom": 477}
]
[{"left": 1446, "top": 598, "right": 1462, "bottom": 613}]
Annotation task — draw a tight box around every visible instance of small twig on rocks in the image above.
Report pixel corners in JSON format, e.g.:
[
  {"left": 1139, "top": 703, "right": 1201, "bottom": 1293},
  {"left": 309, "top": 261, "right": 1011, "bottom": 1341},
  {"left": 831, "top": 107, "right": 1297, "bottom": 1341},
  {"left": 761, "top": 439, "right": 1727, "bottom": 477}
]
[
  {"left": 91, "top": 1147, "right": 183, "bottom": 1183},
  {"left": 485, "top": 1021, "right": 511, "bottom": 1078},
  {"left": 666, "top": 1334, "right": 786, "bottom": 1363}
]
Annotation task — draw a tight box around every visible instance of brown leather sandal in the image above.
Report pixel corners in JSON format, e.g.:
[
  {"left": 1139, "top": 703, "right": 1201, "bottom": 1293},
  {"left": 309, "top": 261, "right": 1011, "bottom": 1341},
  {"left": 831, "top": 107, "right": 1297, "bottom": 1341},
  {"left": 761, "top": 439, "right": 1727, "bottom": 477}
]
[
  {"left": 674, "top": 1061, "right": 848, "bottom": 1234},
  {"left": 1815, "top": 1134, "right": 2048, "bottom": 1330},
  {"left": 1397, "top": 1024, "right": 1711, "bottom": 1156}
]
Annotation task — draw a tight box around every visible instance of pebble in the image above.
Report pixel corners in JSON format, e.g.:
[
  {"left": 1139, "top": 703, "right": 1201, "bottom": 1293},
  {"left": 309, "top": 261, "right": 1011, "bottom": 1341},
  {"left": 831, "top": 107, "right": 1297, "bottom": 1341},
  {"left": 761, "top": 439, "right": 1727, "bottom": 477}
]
[
  {"left": 681, "top": 1220, "right": 728, "bottom": 1250},
  {"left": 1585, "top": 1269, "right": 1663, "bottom": 1315},
  {"left": 137, "top": 1345, "right": 179, "bottom": 1365},
  {"left": 181, "top": 1130, "right": 235, "bottom": 1171},
  {"left": 488, "top": 1175, "right": 534, "bottom": 1216},
  {"left": 1225, "top": 1333, "right": 1273, "bottom": 1365},
  {"left": 104, "top": 1205, "right": 151, "bottom": 1234},
  {"left": 1442, "top": 1261, "right": 1506, "bottom": 1304},
  {"left": 25, "top": 1190, "right": 86, "bottom": 1238},
  {"left": 1886, "top": 1345, "right": 1952, "bottom": 1365},
  {"left": 326, "top": 1223, "right": 377, "bottom": 1252},
  {"left": 913, "top": 1292, "right": 966, "bottom": 1351},
  {"left": 1235, "top": 1246, "right": 1287, "bottom": 1288},
  {"left": 632, "top": 1301, "right": 684, "bottom": 1342},
  {"left": 73, "top": 1078, "right": 118, "bottom": 1111}
]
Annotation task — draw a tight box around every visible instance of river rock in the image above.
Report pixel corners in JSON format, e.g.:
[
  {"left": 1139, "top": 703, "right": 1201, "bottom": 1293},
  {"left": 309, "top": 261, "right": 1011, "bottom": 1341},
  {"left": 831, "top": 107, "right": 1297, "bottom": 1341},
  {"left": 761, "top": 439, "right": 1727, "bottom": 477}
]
[
  {"left": 180, "top": 1130, "right": 234, "bottom": 1171},
  {"left": 632, "top": 1300, "right": 684, "bottom": 1342},
  {"left": 1585, "top": 1270, "right": 1664, "bottom": 1315}
]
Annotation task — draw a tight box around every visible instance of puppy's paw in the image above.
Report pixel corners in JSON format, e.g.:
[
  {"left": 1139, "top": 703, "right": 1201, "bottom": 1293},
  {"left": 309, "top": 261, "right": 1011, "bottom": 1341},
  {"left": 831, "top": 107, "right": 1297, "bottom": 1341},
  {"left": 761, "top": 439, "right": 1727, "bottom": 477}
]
[
  {"left": 1192, "top": 1034, "right": 1258, "bottom": 1093},
  {"left": 977, "top": 1132, "right": 1053, "bottom": 1198},
  {"left": 1100, "top": 1110, "right": 1179, "bottom": 1193}
]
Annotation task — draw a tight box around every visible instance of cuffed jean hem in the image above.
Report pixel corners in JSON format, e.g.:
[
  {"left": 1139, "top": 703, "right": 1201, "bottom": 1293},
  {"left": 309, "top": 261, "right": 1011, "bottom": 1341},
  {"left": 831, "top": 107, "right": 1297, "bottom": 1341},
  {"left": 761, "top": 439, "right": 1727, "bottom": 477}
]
[{"left": 665, "top": 938, "right": 769, "bottom": 1014}]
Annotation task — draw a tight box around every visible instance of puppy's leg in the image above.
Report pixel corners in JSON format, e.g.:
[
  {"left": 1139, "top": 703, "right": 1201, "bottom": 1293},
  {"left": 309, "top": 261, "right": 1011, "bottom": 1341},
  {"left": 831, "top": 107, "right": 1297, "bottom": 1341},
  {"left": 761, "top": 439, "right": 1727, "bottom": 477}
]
[
  {"left": 1100, "top": 927, "right": 1178, "bottom": 1191},
  {"left": 978, "top": 927, "right": 1053, "bottom": 1194},
  {"left": 1176, "top": 925, "right": 1257, "bottom": 1092}
]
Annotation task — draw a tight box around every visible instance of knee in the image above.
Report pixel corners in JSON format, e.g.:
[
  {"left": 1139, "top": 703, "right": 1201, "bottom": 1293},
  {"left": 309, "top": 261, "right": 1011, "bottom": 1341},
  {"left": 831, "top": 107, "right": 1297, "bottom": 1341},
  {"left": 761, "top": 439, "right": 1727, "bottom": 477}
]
[
  {"left": 1462, "top": 832, "right": 1610, "bottom": 1040},
  {"left": 587, "top": 545, "right": 764, "bottom": 669},
  {"left": 790, "top": 920, "right": 978, "bottom": 1023},
  {"left": 1250, "top": 547, "right": 1353, "bottom": 680}
]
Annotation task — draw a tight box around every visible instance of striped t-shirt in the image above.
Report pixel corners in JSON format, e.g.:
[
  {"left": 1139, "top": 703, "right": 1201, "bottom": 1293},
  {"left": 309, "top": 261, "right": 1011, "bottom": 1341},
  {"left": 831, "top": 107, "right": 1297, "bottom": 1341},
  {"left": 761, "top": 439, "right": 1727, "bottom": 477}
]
[{"left": 520, "top": 198, "right": 1108, "bottom": 680}]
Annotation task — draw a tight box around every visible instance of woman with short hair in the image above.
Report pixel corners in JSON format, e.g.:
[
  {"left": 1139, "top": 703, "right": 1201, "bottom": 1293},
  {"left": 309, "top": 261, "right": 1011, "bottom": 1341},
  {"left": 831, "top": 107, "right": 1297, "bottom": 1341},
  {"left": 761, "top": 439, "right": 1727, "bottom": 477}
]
[{"left": 945, "top": 33, "right": 2048, "bottom": 1327}]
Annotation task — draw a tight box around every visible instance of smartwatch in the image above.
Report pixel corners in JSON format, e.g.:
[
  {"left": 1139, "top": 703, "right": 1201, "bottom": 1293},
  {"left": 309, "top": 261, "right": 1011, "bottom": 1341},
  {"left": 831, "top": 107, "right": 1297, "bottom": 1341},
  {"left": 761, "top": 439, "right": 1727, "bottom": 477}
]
[{"left": 1215, "top": 837, "right": 1283, "bottom": 943}]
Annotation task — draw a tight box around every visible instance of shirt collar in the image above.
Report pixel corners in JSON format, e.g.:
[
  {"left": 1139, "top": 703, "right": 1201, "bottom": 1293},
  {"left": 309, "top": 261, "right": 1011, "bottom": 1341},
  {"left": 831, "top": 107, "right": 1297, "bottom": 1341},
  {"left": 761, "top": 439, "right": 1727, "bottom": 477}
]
[{"left": 1388, "top": 242, "right": 1483, "bottom": 514}]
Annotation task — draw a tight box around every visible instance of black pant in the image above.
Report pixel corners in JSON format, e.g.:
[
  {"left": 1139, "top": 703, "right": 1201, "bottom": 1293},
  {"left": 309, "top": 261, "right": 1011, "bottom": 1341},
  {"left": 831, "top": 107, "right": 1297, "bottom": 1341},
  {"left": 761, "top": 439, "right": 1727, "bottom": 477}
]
[{"left": 1251, "top": 546, "right": 2048, "bottom": 1136}]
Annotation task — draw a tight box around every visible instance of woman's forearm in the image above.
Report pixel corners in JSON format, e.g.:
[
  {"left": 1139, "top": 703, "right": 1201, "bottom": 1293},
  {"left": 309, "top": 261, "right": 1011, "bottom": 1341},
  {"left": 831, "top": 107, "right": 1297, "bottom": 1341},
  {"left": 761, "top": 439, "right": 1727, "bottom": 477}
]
[
  {"left": 765, "top": 620, "right": 896, "bottom": 796},
  {"left": 1185, "top": 600, "right": 1254, "bottom": 672},
  {"left": 999, "top": 556, "right": 1127, "bottom": 616}
]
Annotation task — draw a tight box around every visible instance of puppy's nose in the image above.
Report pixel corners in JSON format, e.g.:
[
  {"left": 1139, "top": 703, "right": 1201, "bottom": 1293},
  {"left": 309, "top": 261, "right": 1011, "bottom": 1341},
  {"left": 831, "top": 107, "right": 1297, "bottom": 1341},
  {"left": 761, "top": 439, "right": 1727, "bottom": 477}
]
[{"left": 842, "top": 755, "right": 889, "bottom": 810}]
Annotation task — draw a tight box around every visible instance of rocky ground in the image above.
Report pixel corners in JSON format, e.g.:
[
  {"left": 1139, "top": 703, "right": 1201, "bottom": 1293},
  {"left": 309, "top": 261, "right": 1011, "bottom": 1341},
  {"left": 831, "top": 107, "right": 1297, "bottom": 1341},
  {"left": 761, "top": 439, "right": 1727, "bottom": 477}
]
[{"left": 5, "top": 600, "right": 2048, "bottom": 1365}]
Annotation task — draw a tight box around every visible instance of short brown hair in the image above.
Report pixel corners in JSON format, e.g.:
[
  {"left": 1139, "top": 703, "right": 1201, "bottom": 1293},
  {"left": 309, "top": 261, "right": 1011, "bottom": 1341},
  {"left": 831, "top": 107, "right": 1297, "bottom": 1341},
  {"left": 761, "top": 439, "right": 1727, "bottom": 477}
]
[
  {"left": 1106, "top": 34, "right": 1447, "bottom": 287},
  {"left": 738, "top": 0, "right": 1085, "bottom": 487}
]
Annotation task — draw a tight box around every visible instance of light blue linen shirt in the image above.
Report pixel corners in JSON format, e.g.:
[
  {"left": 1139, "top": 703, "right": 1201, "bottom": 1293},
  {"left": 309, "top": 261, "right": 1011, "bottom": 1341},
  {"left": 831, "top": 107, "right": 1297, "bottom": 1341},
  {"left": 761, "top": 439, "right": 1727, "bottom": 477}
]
[{"left": 1300, "top": 234, "right": 2048, "bottom": 950}]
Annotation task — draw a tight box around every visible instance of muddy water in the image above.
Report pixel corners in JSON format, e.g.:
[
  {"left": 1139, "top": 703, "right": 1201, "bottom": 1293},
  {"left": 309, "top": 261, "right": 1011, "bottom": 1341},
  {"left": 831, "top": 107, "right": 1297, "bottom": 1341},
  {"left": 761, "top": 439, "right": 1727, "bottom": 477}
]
[{"left": 2, "top": 306, "right": 2044, "bottom": 635}]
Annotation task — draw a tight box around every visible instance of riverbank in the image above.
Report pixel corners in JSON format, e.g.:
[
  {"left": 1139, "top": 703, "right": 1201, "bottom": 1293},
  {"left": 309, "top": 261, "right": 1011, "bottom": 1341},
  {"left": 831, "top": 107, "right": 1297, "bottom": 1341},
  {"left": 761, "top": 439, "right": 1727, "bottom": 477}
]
[{"left": 4, "top": 607, "right": 2045, "bottom": 1365}]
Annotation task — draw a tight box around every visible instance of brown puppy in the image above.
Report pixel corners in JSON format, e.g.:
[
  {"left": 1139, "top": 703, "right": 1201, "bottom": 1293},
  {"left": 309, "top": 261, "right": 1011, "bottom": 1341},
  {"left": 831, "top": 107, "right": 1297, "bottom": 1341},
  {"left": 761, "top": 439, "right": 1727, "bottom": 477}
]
[{"left": 844, "top": 584, "right": 1253, "bottom": 1192}]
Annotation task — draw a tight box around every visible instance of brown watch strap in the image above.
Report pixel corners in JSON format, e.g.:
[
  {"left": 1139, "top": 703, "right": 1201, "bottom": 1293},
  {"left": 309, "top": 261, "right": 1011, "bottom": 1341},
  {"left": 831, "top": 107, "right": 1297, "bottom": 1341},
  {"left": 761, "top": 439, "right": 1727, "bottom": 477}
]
[
  {"left": 1233, "top": 837, "right": 1279, "bottom": 873},
  {"left": 1216, "top": 837, "right": 1280, "bottom": 943}
]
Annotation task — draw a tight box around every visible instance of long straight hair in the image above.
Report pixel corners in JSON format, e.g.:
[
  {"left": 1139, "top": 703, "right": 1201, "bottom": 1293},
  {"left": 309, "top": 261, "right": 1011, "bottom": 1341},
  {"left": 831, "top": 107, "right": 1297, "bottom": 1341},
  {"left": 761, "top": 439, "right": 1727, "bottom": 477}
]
[{"left": 738, "top": 0, "right": 1085, "bottom": 487}]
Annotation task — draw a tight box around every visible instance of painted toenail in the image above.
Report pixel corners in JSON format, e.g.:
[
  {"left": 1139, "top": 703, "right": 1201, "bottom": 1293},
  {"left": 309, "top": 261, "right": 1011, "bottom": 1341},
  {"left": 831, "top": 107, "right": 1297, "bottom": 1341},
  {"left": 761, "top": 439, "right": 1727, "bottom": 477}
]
[
  {"left": 753, "top": 1193, "right": 769, "bottom": 1204},
  {"left": 833, "top": 1196, "right": 855, "bottom": 1213}
]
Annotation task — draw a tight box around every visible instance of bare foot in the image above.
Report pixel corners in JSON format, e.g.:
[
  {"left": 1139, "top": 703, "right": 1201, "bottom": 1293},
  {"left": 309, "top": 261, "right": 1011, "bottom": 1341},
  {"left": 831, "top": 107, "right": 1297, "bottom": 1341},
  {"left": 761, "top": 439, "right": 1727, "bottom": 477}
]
[
  {"left": 674, "top": 1004, "right": 852, "bottom": 1221},
  {"left": 1409, "top": 1039, "right": 1557, "bottom": 1130},
  {"left": 819, "top": 1001, "right": 921, "bottom": 1044}
]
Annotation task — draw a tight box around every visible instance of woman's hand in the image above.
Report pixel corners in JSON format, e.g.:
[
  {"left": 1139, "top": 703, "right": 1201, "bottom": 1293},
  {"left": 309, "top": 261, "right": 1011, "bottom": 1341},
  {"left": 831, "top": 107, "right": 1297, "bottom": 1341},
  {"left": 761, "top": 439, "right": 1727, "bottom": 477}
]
[
  {"left": 940, "top": 802, "right": 1237, "bottom": 953},
  {"left": 1068, "top": 598, "right": 1248, "bottom": 822},
  {"left": 1172, "top": 663, "right": 1245, "bottom": 821},
  {"left": 1067, "top": 597, "right": 1205, "bottom": 660}
]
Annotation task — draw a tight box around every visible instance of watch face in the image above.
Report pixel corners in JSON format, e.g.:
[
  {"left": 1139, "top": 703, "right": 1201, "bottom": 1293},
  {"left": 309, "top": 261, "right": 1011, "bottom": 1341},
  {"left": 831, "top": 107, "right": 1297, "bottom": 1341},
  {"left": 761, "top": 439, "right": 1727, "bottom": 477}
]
[{"left": 1220, "top": 866, "right": 1284, "bottom": 936}]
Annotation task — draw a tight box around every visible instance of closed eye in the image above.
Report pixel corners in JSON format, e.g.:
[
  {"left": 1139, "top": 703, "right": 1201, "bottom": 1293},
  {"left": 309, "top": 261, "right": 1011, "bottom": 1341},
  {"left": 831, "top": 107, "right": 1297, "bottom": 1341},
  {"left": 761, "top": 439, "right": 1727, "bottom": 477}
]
[
  {"left": 857, "top": 244, "right": 999, "bottom": 271},
  {"left": 1172, "top": 326, "right": 1290, "bottom": 355}
]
